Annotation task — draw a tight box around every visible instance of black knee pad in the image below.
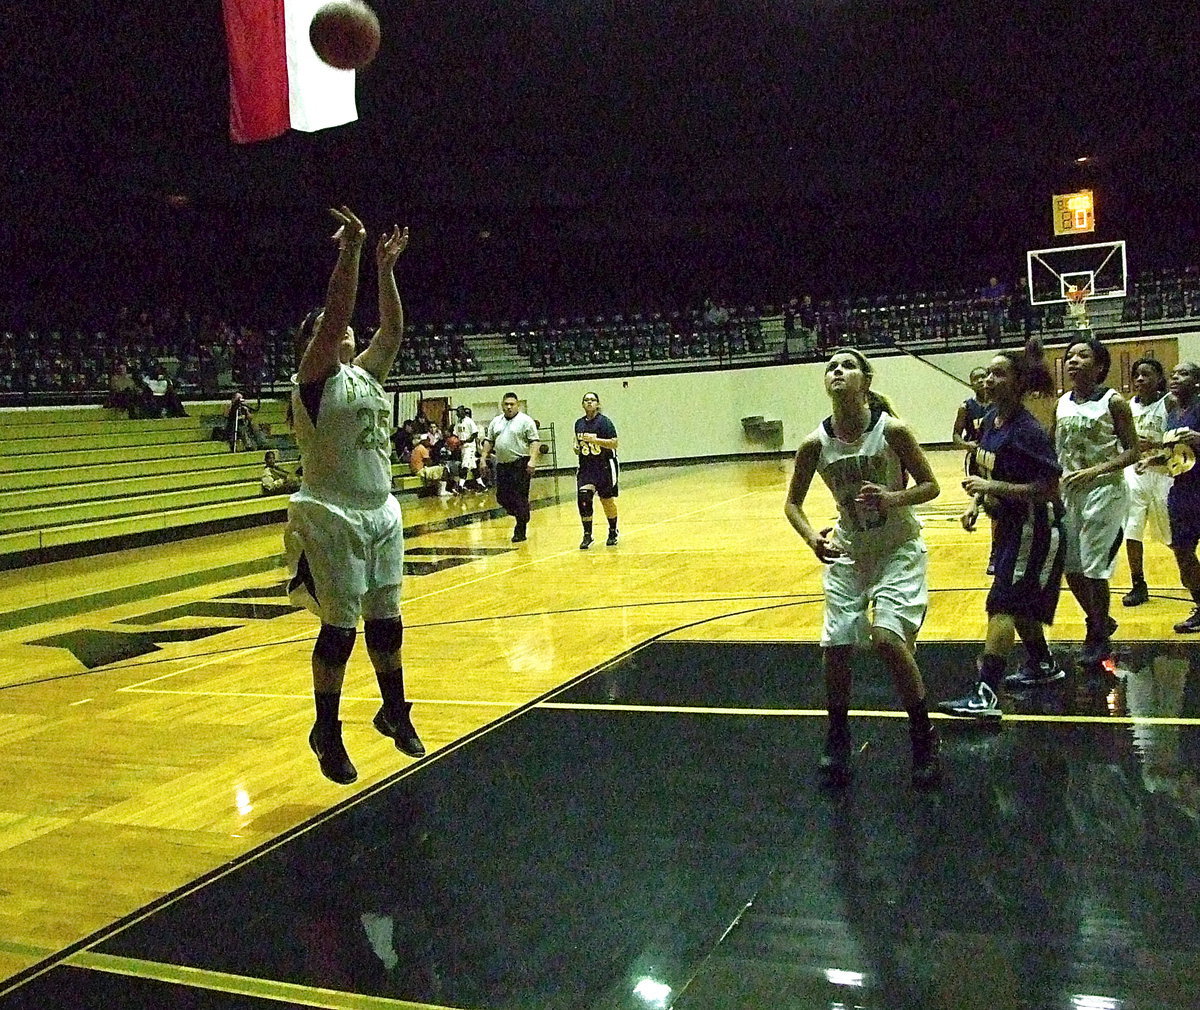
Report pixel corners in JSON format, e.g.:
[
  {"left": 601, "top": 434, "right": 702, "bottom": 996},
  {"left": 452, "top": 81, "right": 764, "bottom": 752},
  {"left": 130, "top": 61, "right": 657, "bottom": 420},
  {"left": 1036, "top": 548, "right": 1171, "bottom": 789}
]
[
  {"left": 314, "top": 624, "right": 356, "bottom": 666},
  {"left": 364, "top": 616, "right": 404, "bottom": 654},
  {"left": 577, "top": 487, "right": 595, "bottom": 519}
]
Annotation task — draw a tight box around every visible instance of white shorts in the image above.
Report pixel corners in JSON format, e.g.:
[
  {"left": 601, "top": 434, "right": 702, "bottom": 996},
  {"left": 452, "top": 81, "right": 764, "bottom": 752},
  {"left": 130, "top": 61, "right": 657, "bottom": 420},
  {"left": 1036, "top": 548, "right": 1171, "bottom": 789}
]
[
  {"left": 461, "top": 443, "right": 477, "bottom": 470},
  {"left": 1063, "top": 479, "right": 1128, "bottom": 579},
  {"left": 284, "top": 494, "right": 404, "bottom": 628},
  {"left": 1124, "top": 466, "right": 1171, "bottom": 545},
  {"left": 821, "top": 538, "right": 928, "bottom": 648}
]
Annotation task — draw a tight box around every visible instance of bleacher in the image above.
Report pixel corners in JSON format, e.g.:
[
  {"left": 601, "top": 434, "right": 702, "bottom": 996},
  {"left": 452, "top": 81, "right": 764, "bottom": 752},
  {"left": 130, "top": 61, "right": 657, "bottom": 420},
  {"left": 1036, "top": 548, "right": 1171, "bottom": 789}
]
[{"left": 0, "top": 402, "right": 422, "bottom": 570}]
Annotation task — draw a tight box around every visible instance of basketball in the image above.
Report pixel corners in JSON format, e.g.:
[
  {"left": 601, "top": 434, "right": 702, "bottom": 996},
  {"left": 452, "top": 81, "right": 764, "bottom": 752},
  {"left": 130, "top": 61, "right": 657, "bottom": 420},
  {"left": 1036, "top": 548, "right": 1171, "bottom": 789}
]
[{"left": 309, "top": 1, "right": 381, "bottom": 70}]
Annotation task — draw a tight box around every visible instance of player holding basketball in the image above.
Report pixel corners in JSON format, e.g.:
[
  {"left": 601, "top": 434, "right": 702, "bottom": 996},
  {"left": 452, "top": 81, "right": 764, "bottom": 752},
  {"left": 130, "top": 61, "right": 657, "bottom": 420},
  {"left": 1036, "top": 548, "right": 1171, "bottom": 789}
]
[
  {"left": 785, "top": 348, "right": 942, "bottom": 789},
  {"left": 939, "top": 349, "right": 1066, "bottom": 721},
  {"left": 1054, "top": 337, "right": 1139, "bottom": 666},
  {"left": 1122, "top": 358, "right": 1172, "bottom": 607},
  {"left": 574, "top": 391, "right": 619, "bottom": 549},
  {"left": 1164, "top": 361, "right": 1200, "bottom": 633},
  {"left": 285, "top": 207, "right": 424, "bottom": 785}
]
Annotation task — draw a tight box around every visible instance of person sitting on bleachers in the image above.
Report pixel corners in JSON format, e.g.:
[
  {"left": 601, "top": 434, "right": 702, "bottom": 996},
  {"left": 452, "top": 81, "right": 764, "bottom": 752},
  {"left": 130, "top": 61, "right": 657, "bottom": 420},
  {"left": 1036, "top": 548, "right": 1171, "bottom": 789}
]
[
  {"left": 261, "top": 450, "right": 301, "bottom": 495},
  {"left": 107, "top": 361, "right": 140, "bottom": 418},
  {"left": 391, "top": 418, "right": 416, "bottom": 465},
  {"left": 225, "top": 391, "right": 267, "bottom": 451},
  {"left": 144, "top": 367, "right": 188, "bottom": 418},
  {"left": 409, "top": 433, "right": 461, "bottom": 496}
]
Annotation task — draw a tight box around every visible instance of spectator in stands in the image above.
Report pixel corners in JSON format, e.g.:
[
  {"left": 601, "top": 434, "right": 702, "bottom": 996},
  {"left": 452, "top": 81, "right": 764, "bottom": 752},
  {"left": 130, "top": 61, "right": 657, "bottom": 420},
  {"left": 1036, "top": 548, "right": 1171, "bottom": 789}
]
[
  {"left": 981, "top": 276, "right": 1009, "bottom": 347},
  {"left": 107, "top": 361, "right": 140, "bottom": 418},
  {"left": 392, "top": 419, "right": 415, "bottom": 464},
  {"left": 799, "top": 294, "right": 818, "bottom": 333},
  {"left": 1013, "top": 277, "right": 1036, "bottom": 337},
  {"left": 261, "top": 449, "right": 301, "bottom": 495},
  {"left": 409, "top": 433, "right": 460, "bottom": 496},
  {"left": 145, "top": 367, "right": 188, "bottom": 418},
  {"left": 226, "top": 391, "right": 267, "bottom": 451}
]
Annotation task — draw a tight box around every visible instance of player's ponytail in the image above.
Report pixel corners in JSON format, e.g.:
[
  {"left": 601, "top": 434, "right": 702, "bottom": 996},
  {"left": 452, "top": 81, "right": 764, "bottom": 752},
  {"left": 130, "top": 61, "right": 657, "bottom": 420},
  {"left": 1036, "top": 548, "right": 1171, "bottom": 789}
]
[
  {"left": 1022, "top": 336, "right": 1056, "bottom": 395},
  {"left": 866, "top": 389, "right": 899, "bottom": 418}
]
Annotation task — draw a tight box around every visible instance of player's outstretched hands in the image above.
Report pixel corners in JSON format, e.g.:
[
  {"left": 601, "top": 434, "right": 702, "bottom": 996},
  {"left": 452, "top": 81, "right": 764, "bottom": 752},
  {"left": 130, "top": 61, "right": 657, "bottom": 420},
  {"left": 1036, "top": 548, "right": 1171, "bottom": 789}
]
[
  {"left": 807, "top": 526, "right": 844, "bottom": 565},
  {"left": 376, "top": 225, "right": 409, "bottom": 271},
  {"left": 329, "top": 206, "right": 366, "bottom": 250}
]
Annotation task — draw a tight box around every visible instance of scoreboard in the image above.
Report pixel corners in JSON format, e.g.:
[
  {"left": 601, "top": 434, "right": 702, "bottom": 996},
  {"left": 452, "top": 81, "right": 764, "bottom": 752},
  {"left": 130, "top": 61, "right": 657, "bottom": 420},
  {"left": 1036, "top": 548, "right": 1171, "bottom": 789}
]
[{"left": 1053, "top": 190, "right": 1095, "bottom": 236}]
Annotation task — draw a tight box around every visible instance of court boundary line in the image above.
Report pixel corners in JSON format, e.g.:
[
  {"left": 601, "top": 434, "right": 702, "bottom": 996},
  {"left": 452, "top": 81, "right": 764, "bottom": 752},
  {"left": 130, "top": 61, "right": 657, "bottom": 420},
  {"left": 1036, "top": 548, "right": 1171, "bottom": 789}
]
[
  {"left": 64, "top": 950, "right": 470, "bottom": 1010},
  {"left": 538, "top": 700, "right": 1200, "bottom": 727}
]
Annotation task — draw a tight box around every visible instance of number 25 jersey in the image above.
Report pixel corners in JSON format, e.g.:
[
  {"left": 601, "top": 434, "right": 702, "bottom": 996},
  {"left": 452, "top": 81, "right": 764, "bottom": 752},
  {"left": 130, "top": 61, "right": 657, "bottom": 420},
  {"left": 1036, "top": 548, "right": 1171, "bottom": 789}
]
[{"left": 291, "top": 362, "right": 393, "bottom": 510}]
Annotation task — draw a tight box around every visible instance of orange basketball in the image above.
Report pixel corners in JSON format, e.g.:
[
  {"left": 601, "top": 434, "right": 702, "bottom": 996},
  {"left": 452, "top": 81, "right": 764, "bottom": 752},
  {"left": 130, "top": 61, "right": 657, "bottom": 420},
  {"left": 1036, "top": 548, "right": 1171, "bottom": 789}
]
[{"left": 309, "top": 1, "right": 381, "bottom": 70}]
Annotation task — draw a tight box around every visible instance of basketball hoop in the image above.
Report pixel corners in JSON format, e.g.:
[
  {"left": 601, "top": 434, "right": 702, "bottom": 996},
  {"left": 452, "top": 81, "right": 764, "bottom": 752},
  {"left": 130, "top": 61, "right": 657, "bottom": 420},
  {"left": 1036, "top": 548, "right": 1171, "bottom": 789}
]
[{"left": 1064, "top": 287, "right": 1091, "bottom": 329}]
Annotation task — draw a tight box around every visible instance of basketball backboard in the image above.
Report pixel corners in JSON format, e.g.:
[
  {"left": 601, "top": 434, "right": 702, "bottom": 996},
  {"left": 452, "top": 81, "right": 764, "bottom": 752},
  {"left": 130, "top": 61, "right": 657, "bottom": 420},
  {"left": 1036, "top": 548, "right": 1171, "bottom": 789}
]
[{"left": 1026, "top": 239, "right": 1127, "bottom": 306}]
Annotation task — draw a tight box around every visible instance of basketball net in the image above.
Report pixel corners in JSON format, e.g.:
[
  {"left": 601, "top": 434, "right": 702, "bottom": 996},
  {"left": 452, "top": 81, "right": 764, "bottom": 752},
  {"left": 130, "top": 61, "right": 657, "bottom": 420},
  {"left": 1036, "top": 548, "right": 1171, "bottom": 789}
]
[{"left": 1065, "top": 287, "right": 1090, "bottom": 330}]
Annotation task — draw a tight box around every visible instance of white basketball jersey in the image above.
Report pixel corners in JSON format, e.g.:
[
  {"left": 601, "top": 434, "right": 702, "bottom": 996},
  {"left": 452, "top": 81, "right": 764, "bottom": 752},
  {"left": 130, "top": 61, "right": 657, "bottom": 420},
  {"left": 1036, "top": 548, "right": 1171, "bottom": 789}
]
[
  {"left": 291, "top": 363, "right": 393, "bottom": 510},
  {"left": 813, "top": 410, "right": 920, "bottom": 555},
  {"left": 1130, "top": 395, "right": 1168, "bottom": 443},
  {"left": 1056, "top": 388, "right": 1122, "bottom": 484}
]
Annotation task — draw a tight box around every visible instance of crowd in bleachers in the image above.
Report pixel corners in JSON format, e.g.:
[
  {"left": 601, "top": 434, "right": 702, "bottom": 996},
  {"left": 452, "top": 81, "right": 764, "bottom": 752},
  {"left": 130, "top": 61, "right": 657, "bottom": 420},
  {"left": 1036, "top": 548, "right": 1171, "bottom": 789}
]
[
  {"left": 2, "top": 266, "right": 1198, "bottom": 403},
  {"left": 503, "top": 301, "right": 768, "bottom": 368},
  {"left": 0, "top": 306, "right": 286, "bottom": 401},
  {"left": 395, "top": 323, "right": 480, "bottom": 376}
]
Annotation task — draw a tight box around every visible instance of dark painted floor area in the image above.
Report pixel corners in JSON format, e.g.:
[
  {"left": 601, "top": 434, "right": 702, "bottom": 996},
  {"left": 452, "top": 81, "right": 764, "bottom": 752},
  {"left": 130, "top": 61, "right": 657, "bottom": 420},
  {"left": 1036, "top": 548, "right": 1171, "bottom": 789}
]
[{"left": 5, "top": 640, "right": 1200, "bottom": 1009}]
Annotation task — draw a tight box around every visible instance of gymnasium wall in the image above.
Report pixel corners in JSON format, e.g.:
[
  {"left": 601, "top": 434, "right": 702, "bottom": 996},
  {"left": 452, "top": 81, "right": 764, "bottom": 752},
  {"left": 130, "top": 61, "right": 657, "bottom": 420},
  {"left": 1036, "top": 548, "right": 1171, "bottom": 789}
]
[{"left": 424, "top": 330, "right": 1200, "bottom": 467}]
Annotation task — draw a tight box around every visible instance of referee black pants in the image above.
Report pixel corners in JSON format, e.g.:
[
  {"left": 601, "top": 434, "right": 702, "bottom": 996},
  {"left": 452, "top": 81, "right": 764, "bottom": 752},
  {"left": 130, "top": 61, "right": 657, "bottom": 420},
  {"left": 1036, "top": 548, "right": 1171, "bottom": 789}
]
[{"left": 495, "top": 458, "right": 532, "bottom": 525}]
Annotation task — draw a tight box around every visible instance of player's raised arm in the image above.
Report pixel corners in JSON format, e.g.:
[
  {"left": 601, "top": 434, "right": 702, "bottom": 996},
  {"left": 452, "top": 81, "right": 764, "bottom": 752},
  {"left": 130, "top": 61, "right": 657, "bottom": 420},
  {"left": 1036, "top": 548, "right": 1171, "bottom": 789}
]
[
  {"left": 356, "top": 225, "right": 409, "bottom": 383},
  {"left": 298, "top": 206, "right": 365, "bottom": 383}
]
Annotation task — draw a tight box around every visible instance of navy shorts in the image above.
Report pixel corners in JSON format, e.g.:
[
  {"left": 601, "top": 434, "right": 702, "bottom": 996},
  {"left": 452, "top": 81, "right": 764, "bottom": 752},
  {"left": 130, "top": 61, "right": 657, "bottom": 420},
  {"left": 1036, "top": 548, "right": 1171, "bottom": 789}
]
[
  {"left": 578, "top": 458, "right": 619, "bottom": 498},
  {"left": 985, "top": 502, "right": 1066, "bottom": 624},
  {"left": 1168, "top": 485, "right": 1200, "bottom": 550}
]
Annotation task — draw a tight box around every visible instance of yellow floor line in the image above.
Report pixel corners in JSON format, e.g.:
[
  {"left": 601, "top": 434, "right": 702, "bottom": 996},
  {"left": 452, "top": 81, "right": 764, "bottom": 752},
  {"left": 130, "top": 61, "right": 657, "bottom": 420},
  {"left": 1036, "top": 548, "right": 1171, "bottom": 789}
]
[
  {"left": 117, "top": 686, "right": 522, "bottom": 707},
  {"left": 67, "top": 951, "right": 468, "bottom": 1010},
  {"left": 0, "top": 940, "right": 55, "bottom": 959},
  {"left": 537, "top": 700, "right": 1200, "bottom": 725}
]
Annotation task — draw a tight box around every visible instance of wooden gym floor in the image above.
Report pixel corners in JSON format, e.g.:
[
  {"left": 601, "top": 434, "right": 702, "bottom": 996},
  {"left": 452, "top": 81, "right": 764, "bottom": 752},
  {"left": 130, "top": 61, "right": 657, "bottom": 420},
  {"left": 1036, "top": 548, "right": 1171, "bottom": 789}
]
[{"left": 0, "top": 451, "right": 1197, "bottom": 1009}]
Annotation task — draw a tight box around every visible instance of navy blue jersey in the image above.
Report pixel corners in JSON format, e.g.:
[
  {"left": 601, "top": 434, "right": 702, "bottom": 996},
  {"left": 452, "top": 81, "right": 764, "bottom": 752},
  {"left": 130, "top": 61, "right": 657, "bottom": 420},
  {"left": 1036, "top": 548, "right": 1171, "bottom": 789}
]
[
  {"left": 575, "top": 413, "right": 618, "bottom": 465},
  {"left": 962, "top": 397, "right": 988, "bottom": 442},
  {"left": 1166, "top": 400, "right": 1200, "bottom": 493},
  {"left": 978, "top": 406, "right": 1066, "bottom": 622},
  {"left": 975, "top": 406, "right": 1062, "bottom": 522}
]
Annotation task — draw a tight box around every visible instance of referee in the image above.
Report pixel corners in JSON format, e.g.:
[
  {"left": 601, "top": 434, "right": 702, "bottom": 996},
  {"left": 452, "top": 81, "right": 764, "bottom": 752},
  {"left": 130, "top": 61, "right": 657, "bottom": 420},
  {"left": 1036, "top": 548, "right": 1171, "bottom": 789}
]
[{"left": 480, "top": 392, "right": 541, "bottom": 543}]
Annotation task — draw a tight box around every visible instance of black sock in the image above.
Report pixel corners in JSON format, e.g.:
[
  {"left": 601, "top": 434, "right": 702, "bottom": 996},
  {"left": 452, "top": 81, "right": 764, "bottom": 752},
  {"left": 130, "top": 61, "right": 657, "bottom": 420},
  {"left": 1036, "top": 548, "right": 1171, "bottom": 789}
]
[
  {"left": 315, "top": 690, "right": 341, "bottom": 730},
  {"left": 608, "top": 516, "right": 618, "bottom": 532},
  {"left": 827, "top": 704, "right": 850, "bottom": 737},
  {"left": 376, "top": 668, "right": 405, "bottom": 714},
  {"left": 906, "top": 697, "right": 931, "bottom": 736},
  {"left": 979, "top": 653, "right": 1006, "bottom": 690},
  {"left": 582, "top": 521, "right": 593, "bottom": 537},
  {"left": 1025, "top": 639, "right": 1052, "bottom": 666}
]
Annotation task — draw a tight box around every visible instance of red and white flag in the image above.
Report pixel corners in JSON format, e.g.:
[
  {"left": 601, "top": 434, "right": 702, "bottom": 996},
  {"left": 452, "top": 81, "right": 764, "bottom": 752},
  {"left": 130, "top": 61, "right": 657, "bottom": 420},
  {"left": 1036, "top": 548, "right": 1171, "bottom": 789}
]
[{"left": 223, "top": 0, "right": 358, "bottom": 144}]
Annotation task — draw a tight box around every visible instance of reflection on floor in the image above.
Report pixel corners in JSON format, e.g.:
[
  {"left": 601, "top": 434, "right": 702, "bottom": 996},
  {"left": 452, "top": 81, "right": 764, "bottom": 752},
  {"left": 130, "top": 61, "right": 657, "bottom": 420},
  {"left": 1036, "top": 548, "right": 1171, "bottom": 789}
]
[{"left": 3, "top": 639, "right": 1198, "bottom": 1010}]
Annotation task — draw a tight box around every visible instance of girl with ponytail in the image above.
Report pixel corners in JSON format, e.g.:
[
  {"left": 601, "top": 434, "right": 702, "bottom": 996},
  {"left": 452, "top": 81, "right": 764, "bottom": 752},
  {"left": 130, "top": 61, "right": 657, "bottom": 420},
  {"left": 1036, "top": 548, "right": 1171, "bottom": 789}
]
[{"left": 785, "top": 347, "right": 942, "bottom": 789}]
